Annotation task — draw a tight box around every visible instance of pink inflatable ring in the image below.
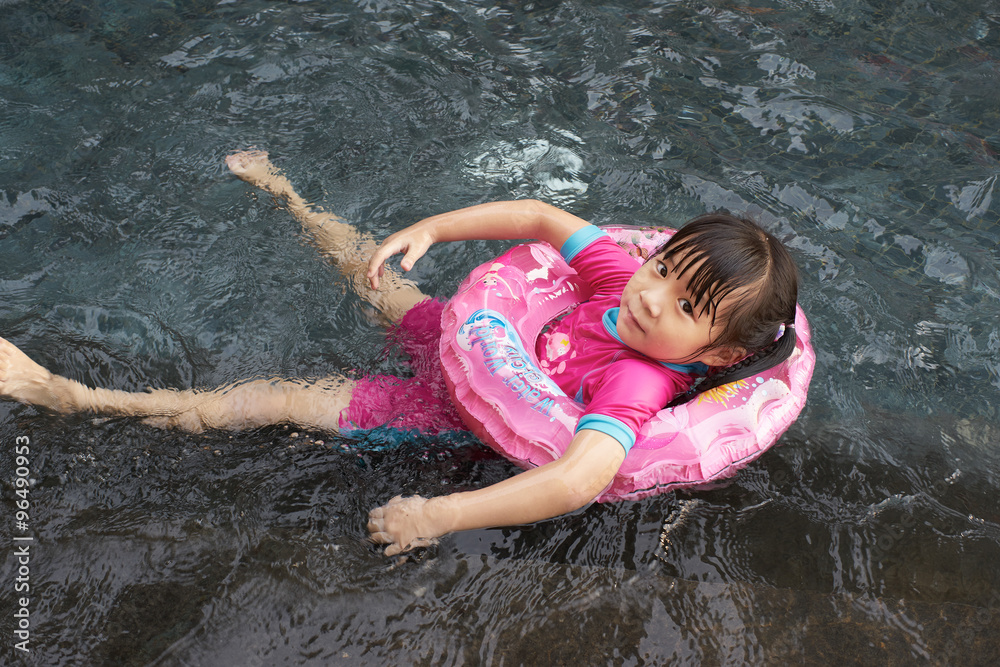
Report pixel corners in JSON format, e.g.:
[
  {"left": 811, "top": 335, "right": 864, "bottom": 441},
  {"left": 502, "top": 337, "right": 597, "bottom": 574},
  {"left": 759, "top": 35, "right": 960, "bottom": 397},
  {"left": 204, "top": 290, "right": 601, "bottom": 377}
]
[{"left": 440, "top": 226, "right": 815, "bottom": 502}]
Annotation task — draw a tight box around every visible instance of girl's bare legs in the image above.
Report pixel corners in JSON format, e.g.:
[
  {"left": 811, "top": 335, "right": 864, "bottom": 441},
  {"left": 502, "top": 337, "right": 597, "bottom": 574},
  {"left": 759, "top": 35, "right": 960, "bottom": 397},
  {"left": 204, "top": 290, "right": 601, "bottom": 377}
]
[
  {"left": 225, "top": 150, "right": 429, "bottom": 324},
  {"left": 0, "top": 151, "right": 433, "bottom": 433},
  {"left": 0, "top": 337, "right": 353, "bottom": 433}
]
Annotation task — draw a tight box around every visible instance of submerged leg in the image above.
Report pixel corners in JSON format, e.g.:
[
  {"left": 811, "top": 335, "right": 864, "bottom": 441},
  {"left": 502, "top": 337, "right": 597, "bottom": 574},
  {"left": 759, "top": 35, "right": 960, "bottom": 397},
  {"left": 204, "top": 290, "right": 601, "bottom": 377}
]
[
  {"left": 226, "top": 150, "right": 429, "bottom": 323},
  {"left": 0, "top": 337, "right": 353, "bottom": 433}
]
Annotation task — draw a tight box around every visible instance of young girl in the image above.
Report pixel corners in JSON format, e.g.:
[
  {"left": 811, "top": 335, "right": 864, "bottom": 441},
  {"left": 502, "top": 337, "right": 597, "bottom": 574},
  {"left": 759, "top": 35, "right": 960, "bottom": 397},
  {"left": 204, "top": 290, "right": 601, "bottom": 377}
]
[{"left": 0, "top": 150, "right": 798, "bottom": 556}]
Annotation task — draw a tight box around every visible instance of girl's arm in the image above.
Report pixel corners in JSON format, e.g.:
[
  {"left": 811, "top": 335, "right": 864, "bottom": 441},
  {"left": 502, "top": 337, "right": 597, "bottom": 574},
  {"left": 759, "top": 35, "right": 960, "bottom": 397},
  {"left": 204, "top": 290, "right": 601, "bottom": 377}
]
[
  {"left": 367, "top": 429, "right": 626, "bottom": 555},
  {"left": 367, "top": 200, "right": 589, "bottom": 290}
]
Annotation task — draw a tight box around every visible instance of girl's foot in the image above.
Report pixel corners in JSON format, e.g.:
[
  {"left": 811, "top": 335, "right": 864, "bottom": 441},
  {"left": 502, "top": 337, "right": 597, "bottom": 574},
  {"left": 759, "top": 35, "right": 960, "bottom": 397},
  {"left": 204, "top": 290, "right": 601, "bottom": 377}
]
[
  {"left": 0, "top": 338, "right": 72, "bottom": 412},
  {"left": 225, "top": 149, "right": 296, "bottom": 199}
]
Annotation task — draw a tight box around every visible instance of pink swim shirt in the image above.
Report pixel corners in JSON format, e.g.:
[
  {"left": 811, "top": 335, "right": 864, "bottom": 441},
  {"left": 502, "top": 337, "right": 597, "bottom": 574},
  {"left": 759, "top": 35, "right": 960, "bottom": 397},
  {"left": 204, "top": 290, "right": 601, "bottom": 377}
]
[{"left": 536, "top": 226, "right": 708, "bottom": 454}]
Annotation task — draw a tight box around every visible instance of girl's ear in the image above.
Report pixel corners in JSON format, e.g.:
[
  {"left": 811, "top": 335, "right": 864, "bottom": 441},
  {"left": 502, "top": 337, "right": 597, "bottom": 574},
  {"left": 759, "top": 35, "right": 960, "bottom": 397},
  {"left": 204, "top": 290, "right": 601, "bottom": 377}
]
[{"left": 701, "top": 346, "right": 745, "bottom": 367}]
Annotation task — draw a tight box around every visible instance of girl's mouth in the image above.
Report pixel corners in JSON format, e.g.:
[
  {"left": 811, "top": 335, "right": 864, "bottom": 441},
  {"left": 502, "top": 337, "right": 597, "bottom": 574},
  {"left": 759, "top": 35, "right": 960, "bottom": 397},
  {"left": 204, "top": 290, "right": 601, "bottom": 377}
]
[{"left": 625, "top": 305, "right": 645, "bottom": 334}]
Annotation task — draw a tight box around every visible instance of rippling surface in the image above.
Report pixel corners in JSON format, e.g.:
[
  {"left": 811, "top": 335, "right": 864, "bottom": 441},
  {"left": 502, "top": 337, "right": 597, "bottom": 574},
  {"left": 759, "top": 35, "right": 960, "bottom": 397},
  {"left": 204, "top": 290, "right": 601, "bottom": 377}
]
[{"left": 2, "top": 0, "right": 999, "bottom": 664}]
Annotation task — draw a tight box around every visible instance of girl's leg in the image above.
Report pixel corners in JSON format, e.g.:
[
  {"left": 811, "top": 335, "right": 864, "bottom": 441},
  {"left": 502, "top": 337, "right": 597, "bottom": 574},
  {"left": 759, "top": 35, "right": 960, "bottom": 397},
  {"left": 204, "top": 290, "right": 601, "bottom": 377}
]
[
  {"left": 0, "top": 337, "right": 352, "bottom": 433},
  {"left": 0, "top": 151, "right": 426, "bottom": 433},
  {"left": 226, "top": 150, "right": 428, "bottom": 324}
]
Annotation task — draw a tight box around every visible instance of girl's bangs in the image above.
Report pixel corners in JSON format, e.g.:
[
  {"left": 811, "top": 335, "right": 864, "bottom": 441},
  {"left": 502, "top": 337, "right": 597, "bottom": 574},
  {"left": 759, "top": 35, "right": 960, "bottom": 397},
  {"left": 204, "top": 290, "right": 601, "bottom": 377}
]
[{"left": 662, "top": 235, "right": 754, "bottom": 322}]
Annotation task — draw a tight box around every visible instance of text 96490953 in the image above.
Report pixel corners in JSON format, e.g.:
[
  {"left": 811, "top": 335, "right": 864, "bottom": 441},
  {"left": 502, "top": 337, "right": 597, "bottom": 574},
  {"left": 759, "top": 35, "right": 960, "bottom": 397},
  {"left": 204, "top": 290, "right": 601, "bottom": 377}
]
[{"left": 12, "top": 435, "right": 32, "bottom": 654}]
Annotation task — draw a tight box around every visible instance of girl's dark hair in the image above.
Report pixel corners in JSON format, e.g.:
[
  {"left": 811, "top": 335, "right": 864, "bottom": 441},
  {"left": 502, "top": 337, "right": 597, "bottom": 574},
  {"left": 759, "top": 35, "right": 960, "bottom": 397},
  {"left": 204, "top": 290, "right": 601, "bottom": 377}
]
[{"left": 659, "top": 212, "right": 799, "bottom": 407}]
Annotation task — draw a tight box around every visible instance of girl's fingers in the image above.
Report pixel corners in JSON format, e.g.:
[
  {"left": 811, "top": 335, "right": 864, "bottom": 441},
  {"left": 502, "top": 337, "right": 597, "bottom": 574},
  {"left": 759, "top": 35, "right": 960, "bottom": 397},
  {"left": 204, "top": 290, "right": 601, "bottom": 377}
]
[
  {"left": 367, "top": 495, "right": 437, "bottom": 555},
  {"left": 366, "top": 244, "right": 400, "bottom": 289},
  {"left": 400, "top": 243, "right": 428, "bottom": 272},
  {"left": 367, "top": 235, "right": 430, "bottom": 288},
  {"left": 383, "top": 537, "right": 437, "bottom": 557}
]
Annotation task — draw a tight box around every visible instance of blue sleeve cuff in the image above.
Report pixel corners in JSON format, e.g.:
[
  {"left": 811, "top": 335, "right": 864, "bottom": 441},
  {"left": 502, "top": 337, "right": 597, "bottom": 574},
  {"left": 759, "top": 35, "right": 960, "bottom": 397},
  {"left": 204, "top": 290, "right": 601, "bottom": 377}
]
[
  {"left": 560, "top": 225, "right": 608, "bottom": 263},
  {"left": 576, "top": 414, "right": 636, "bottom": 454}
]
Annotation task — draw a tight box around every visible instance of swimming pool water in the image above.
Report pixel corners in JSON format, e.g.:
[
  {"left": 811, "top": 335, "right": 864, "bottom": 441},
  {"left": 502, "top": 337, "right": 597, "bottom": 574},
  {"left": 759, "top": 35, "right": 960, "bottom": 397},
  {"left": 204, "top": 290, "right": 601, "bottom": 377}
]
[{"left": 2, "top": 0, "right": 999, "bottom": 663}]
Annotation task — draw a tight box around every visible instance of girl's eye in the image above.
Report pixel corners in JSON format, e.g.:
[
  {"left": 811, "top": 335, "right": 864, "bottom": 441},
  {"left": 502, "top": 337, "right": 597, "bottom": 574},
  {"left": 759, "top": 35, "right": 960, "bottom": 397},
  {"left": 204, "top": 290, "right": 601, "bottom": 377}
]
[
  {"left": 680, "top": 299, "right": 693, "bottom": 315},
  {"left": 657, "top": 262, "right": 669, "bottom": 278}
]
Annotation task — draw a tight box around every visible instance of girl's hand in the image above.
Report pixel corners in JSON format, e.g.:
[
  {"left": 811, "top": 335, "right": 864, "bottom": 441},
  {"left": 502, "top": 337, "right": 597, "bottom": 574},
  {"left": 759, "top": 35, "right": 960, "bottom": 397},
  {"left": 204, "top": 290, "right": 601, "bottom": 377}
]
[
  {"left": 368, "top": 495, "right": 443, "bottom": 556},
  {"left": 367, "top": 226, "right": 435, "bottom": 290},
  {"left": 366, "top": 200, "right": 589, "bottom": 290}
]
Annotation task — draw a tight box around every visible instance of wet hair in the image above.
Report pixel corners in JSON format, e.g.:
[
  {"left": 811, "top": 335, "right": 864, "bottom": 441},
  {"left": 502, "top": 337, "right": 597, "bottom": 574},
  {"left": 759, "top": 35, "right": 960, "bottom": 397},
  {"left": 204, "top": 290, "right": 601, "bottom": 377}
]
[{"left": 657, "top": 212, "right": 799, "bottom": 407}]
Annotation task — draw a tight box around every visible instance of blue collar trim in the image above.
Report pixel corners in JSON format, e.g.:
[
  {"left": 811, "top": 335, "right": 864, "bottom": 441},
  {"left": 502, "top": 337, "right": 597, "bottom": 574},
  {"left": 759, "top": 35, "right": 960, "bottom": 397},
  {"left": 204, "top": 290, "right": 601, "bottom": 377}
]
[{"left": 603, "top": 308, "right": 709, "bottom": 376}]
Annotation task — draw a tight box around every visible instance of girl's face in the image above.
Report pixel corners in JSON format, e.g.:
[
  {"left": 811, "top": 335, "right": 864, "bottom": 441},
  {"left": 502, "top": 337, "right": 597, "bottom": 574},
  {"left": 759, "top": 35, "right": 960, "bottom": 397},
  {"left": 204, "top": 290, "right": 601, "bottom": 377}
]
[{"left": 617, "top": 252, "right": 743, "bottom": 366}]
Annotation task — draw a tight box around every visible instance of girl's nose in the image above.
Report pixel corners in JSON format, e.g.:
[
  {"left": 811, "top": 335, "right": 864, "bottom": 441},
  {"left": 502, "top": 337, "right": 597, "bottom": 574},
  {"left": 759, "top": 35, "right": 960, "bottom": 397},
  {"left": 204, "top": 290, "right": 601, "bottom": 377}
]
[{"left": 640, "top": 289, "right": 662, "bottom": 317}]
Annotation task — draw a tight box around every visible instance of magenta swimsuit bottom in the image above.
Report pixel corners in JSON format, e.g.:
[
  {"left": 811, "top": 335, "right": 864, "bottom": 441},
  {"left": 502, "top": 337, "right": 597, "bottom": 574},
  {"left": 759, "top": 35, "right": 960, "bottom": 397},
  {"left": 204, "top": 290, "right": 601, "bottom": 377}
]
[{"left": 338, "top": 298, "right": 467, "bottom": 438}]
